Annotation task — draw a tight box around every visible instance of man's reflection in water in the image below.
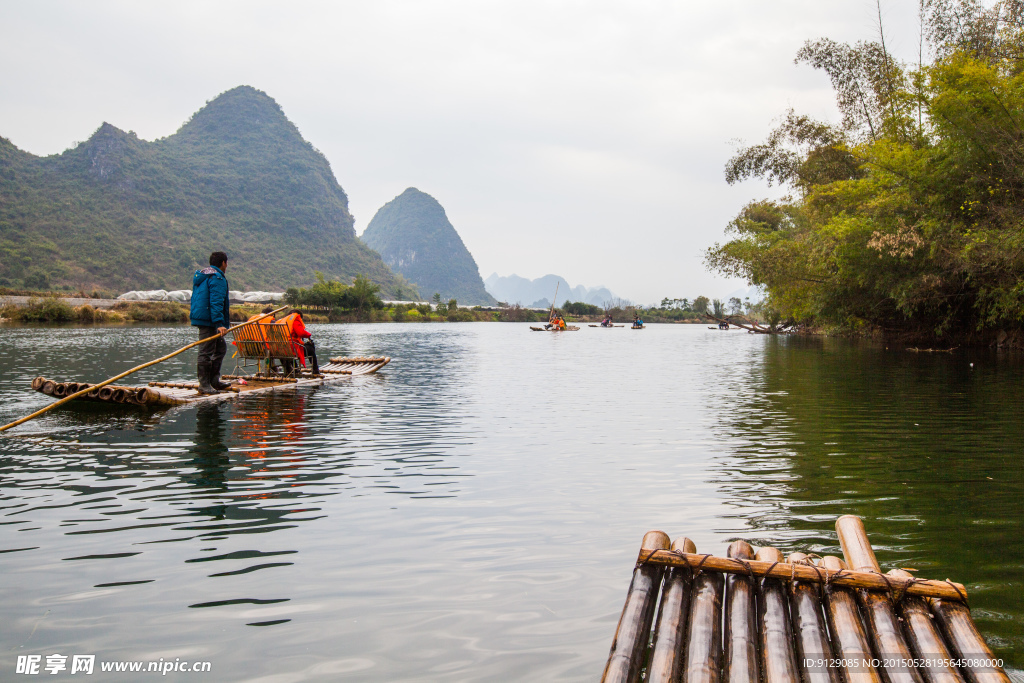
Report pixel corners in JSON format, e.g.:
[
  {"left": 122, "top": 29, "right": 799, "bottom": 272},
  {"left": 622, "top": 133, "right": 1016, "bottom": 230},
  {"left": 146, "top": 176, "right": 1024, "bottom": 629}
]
[
  {"left": 183, "top": 395, "right": 317, "bottom": 531},
  {"left": 189, "top": 402, "right": 231, "bottom": 492}
]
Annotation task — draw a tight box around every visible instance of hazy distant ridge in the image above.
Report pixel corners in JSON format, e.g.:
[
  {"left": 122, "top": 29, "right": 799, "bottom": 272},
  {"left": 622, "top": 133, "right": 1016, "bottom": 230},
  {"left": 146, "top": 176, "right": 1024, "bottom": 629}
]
[{"left": 484, "top": 273, "right": 615, "bottom": 308}]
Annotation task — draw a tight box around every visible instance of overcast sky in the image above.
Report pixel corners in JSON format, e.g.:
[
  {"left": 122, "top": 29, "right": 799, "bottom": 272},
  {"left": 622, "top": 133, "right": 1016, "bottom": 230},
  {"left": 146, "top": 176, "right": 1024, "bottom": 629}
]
[{"left": 0, "top": 1, "right": 925, "bottom": 303}]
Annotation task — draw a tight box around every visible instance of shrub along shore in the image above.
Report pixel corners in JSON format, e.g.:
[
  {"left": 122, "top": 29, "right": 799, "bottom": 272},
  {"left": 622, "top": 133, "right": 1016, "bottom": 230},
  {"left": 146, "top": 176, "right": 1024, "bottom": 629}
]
[
  {"left": 0, "top": 296, "right": 532, "bottom": 324},
  {"left": 0, "top": 295, "right": 719, "bottom": 326}
]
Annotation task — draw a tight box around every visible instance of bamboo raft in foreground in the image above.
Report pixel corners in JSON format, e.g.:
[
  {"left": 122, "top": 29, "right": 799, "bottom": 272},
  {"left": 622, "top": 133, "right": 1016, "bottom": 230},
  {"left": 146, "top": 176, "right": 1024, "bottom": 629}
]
[
  {"left": 30, "top": 356, "right": 390, "bottom": 408},
  {"left": 602, "top": 515, "right": 1009, "bottom": 683}
]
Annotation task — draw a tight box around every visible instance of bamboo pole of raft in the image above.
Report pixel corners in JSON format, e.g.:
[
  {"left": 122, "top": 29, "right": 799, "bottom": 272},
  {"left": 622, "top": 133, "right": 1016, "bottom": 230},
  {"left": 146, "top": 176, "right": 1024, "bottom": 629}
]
[
  {"left": 836, "top": 515, "right": 925, "bottom": 683},
  {"left": 820, "top": 555, "right": 884, "bottom": 683},
  {"left": 927, "top": 598, "right": 1010, "bottom": 683},
  {"left": 887, "top": 569, "right": 965, "bottom": 683},
  {"left": 755, "top": 547, "right": 800, "bottom": 683},
  {"left": 682, "top": 551, "right": 724, "bottom": 683},
  {"left": 646, "top": 537, "right": 696, "bottom": 683},
  {"left": 601, "top": 531, "right": 671, "bottom": 683},
  {"left": 787, "top": 553, "right": 841, "bottom": 683},
  {"left": 722, "top": 540, "right": 759, "bottom": 683},
  {"left": 634, "top": 550, "right": 968, "bottom": 600},
  {"left": 0, "top": 305, "right": 290, "bottom": 433}
]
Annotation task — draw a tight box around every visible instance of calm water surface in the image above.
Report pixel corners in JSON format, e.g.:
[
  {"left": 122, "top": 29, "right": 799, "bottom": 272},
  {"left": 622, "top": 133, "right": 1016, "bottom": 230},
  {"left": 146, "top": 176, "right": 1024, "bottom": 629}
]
[{"left": 0, "top": 323, "right": 1021, "bottom": 680}]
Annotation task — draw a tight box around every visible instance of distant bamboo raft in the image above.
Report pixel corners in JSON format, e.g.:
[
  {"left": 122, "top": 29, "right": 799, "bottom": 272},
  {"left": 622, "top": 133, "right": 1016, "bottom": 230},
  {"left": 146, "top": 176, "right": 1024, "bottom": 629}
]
[
  {"left": 30, "top": 356, "right": 390, "bottom": 408},
  {"left": 601, "top": 515, "right": 1009, "bottom": 683}
]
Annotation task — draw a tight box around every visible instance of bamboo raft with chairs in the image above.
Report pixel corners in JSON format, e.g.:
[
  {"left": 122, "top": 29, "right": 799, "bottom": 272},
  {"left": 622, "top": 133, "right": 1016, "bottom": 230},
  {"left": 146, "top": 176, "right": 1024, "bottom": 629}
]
[
  {"left": 1, "top": 307, "right": 395, "bottom": 432},
  {"left": 602, "top": 515, "right": 1009, "bottom": 683},
  {"left": 30, "top": 356, "right": 390, "bottom": 408}
]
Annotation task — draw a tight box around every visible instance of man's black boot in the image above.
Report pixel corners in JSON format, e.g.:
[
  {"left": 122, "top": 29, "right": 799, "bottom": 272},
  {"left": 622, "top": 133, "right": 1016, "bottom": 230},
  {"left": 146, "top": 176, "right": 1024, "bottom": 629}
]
[
  {"left": 211, "top": 369, "right": 232, "bottom": 391},
  {"left": 197, "top": 362, "right": 219, "bottom": 395}
]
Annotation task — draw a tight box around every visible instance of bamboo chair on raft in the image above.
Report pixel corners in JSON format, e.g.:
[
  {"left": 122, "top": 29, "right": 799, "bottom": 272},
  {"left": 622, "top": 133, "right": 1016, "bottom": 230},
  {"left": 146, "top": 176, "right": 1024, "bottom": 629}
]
[{"left": 230, "top": 314, "right": 309, "bottom": 378}]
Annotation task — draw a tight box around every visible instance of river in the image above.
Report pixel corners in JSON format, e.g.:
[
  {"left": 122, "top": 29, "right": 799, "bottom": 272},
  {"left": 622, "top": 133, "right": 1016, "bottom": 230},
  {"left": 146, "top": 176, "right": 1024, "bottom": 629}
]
[{"left": 1, "top": 323, "right": 1021, "bottom": 680}]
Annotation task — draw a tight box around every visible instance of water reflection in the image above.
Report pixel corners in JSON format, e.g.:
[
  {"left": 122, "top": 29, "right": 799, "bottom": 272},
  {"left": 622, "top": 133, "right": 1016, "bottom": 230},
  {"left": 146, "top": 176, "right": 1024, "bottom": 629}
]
[
  {"left": 187, "top": 403, "right": 230, "bottom": 491},
  {"left": 0, "top": 324, "right": 1021, "bottom": 678},
  {"left": 712, "top": 336, "right": 1024, "bottom": 658}
]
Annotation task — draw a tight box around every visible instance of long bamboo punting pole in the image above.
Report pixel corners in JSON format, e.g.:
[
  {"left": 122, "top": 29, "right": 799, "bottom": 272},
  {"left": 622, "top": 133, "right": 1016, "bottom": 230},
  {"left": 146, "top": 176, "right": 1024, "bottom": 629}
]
[
  {"left": 820, "top": 555, "right": 884, "bottom": 683},
  {"left": 722, "top": 540, "right": 758, "bottom": 683},
  {"left": 928, "top": 598, "right": 1010, "bottom": 683},
  {"left": 682, "top": 556, "right": 724, "bottom": 683},
  {"left": 887, "top": 569, "right": 965, "bottom": 683},
  {"left": 601, "top": 531, "right": 671, "bottom": 683},
  {"left": 755, "top": 547, "right": 800, "bottom": 683},
  {"left": 836, "top": 516, "right": 925, "bottom": 683},
  {"left": 634, "top": 549, "right": 968, "bottom": 600},
  {"left": 0, "top": 305, "right": 289, "bottom": 433},
  {"left": 788, "top": 552, "right": 840, "bottom": 683},
  {"left": 646, "top": 537, "right": 696, "bottom": 683}
]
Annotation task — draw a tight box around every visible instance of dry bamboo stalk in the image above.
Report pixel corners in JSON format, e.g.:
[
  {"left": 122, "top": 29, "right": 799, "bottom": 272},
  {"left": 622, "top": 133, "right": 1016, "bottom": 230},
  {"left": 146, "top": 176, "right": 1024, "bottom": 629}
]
[
  {"left": 836, "top": 516, "right": 925, "bottom": 683},
  {"left": 928, "top": 598, "right": 1010, "bottom": 683},
  {"left": 683, "top": 556, "right": 724, "bottom": 683},
  {"left": 136, "top": 388, "right": 188, "bottom": 407},
  {"left": 41, "top": 380, "right": 56, "bottom": 396},
  {"left": 887, "top": 569, "right": 964, "bottom": 683},
  {"left": 787, "top": 553, "right": 840, "bottom": 683},
  {"left": 601, "top": 531, "right": 671, "bottom": 683},
  {"left": 634, "top": 550, "right": 967, "bottom": 600},
  {"left": 31, "top": 376, "right": 44, "bottom": 391},
  {"left": 646, "top": 537, "right": 696, "bottom": 683},
  {"left": 722, "top": 540, "right": 758, "bottom": 683},
  {"left": 820, "top": 555, "right": 884, "bottom": 683},
  {"left": 755, "top": 547, "right": 800, "bottom": 683},
  {"left": 836, "top": 516, "right": 881, "bottom": 573}
]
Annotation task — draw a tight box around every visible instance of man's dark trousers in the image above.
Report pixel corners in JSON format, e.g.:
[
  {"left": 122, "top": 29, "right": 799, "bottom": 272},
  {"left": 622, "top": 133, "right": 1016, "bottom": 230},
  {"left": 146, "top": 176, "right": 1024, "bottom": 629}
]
[{"left": 197, "top": 326, "right": 227, "bottom": 378}]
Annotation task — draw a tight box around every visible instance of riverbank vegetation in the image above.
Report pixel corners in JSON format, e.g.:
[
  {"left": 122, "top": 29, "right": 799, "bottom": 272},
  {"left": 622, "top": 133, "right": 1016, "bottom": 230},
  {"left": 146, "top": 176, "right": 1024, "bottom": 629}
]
[
  {"left": 0, "top": 298, "right": 193, "bottom": 323},
  {"left": 0, "top": 294, "right": 526, "bottom": 325},
  {"left": 705, "top": 1, "right": 1024, "bottom": 346}
]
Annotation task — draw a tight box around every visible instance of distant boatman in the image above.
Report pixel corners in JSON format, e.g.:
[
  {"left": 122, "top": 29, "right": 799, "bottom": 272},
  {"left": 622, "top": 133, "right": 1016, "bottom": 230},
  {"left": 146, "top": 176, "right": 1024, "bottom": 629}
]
[{"left": 190, "top": 251, "right": 232, "bottom": 394}]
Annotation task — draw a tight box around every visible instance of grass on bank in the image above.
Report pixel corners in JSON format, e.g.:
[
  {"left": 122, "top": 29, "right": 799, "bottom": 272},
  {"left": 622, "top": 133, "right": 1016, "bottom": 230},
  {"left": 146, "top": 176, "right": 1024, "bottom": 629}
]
[
  {"left": 0, "top": 295, "right": 727, "bottom": 326},
  {"left": 0, "top": 296, "right": 531, "bottom": 324}
]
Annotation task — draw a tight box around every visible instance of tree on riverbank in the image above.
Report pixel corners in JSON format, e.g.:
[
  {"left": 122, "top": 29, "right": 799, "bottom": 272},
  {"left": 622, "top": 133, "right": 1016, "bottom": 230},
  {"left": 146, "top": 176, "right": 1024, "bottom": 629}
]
[{"left": 706, "top": 1, "right": 1024, "bottom": 343}]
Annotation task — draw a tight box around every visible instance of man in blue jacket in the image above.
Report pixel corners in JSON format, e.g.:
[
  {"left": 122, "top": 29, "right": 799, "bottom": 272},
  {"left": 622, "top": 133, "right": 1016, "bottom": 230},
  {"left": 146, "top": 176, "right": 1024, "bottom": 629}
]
[{"left": 190, "top": 251, "right": 232, "bottom": 394}]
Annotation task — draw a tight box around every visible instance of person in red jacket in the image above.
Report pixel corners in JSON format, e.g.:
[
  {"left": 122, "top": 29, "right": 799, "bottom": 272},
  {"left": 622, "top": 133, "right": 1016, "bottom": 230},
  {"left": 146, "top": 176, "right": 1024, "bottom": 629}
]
[{"left": 280, "top": 311, "right": 320, "bottom": 375}]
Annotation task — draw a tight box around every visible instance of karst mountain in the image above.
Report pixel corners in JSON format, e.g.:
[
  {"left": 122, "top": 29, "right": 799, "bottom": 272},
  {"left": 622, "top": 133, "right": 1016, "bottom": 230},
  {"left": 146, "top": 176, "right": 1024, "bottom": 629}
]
[
  {"left": 0, "top": 86, "right": 398, "bottom": 293},
  {"left": 361, "top": 188, "right": 496, "bottom": 305}
]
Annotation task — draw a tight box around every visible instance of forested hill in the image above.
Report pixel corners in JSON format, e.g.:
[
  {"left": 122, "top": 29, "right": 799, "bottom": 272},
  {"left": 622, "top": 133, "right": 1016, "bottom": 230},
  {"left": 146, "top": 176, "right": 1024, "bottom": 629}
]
[
  {"left": 361, "top": 188, "right": 496, "bottom": 305},
  {"left": 0, "top": 86, "right": 399, "bottom": 293}
]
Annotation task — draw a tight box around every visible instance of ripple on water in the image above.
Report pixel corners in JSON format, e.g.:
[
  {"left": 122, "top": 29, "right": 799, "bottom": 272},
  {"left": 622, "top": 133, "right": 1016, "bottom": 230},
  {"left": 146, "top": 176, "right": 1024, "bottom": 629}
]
[{"left": 1, "top": 323, "right": 1022, "bottom": 678}]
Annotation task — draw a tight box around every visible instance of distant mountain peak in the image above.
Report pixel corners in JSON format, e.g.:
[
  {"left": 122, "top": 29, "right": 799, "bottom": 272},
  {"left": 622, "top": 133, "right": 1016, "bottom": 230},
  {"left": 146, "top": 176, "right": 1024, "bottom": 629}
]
[
  {"left": 485, "top": 273, "right": 617, "bottom": 308},
  {"left": 362, "top": 188, "right": 496, "bottom": 305},
  {"left": 72, "top": 122, "right": 145, "bottom": 185},
  {"left": 175, "top": 85, "right": 298, "bottom": 144}
]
